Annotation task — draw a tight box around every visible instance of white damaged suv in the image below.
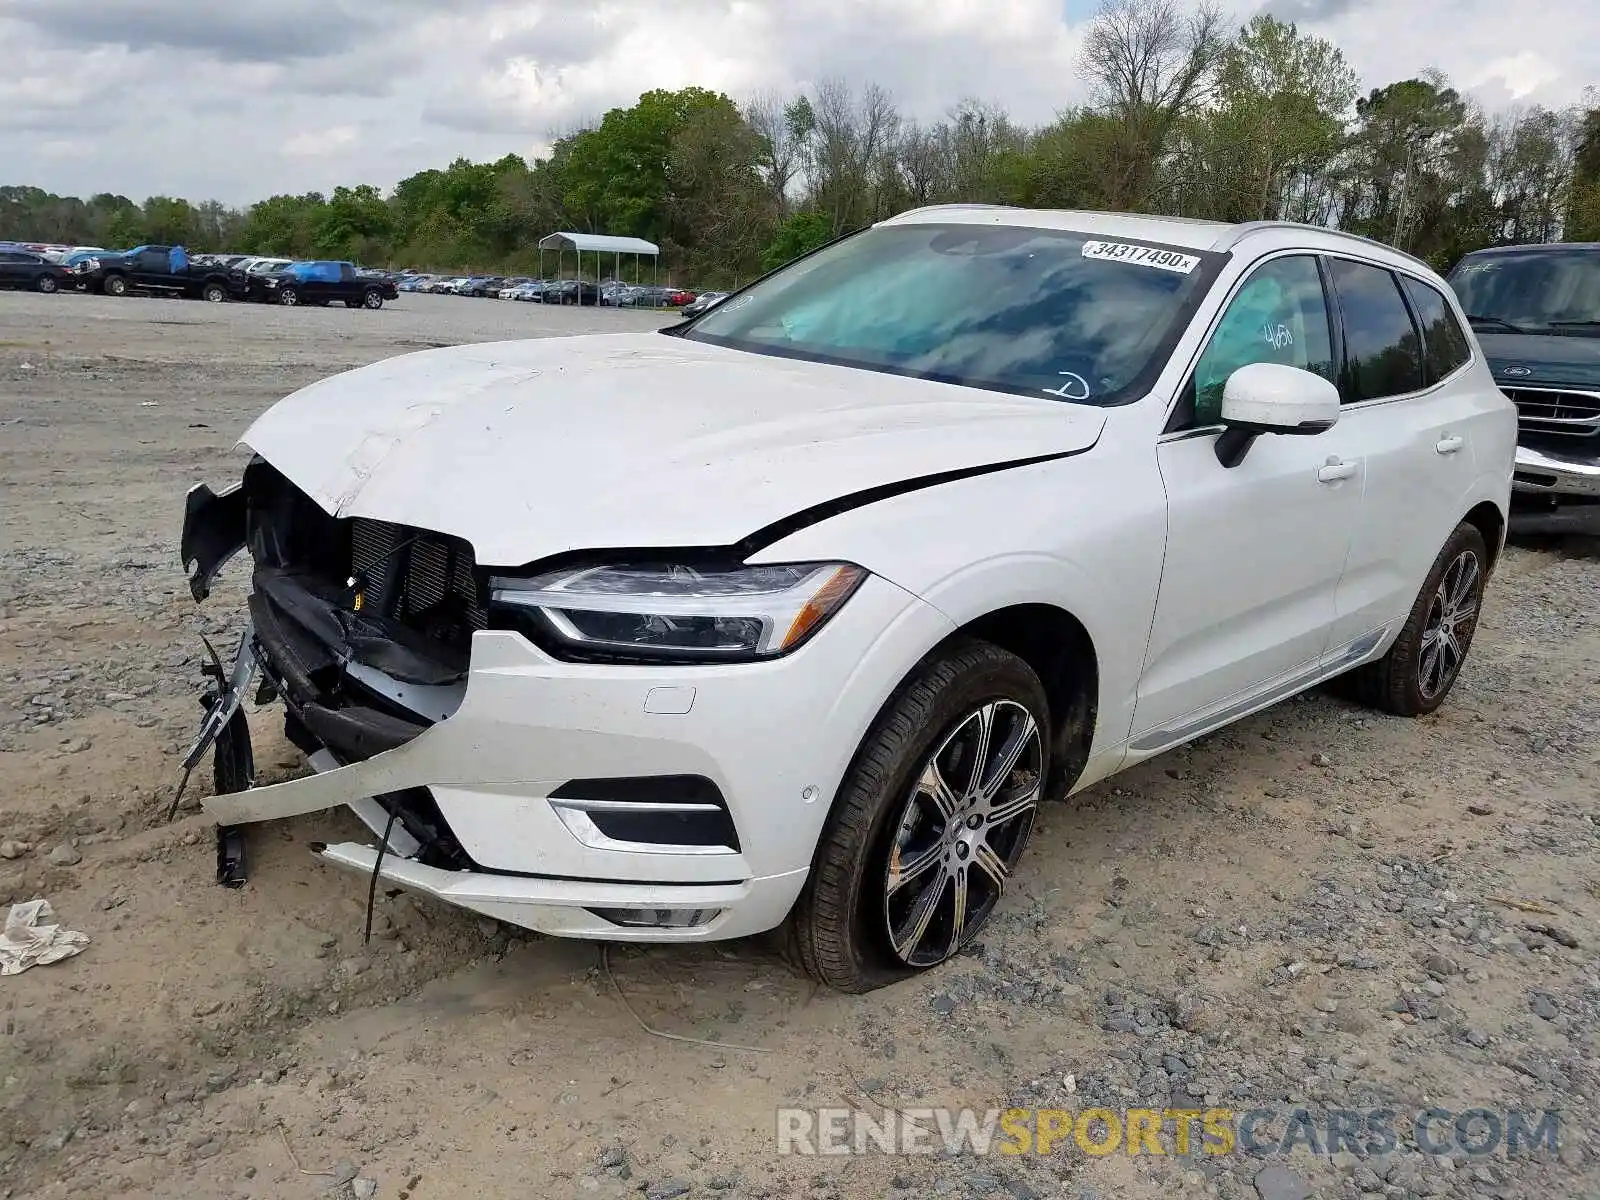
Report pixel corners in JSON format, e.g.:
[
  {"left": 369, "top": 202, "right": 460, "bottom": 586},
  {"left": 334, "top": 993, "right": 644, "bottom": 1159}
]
[{"left": 180, "top": 206, "right": 1515, "bottom": 991}]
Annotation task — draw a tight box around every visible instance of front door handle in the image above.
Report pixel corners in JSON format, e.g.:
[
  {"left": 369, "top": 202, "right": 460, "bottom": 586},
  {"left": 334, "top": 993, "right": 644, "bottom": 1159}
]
[
  {"left": 1317, "top": 458, "right": 1358, "bottom": 483},
  {"left": 1436, "top": 434, "right": 1465, "bottom": 455}
]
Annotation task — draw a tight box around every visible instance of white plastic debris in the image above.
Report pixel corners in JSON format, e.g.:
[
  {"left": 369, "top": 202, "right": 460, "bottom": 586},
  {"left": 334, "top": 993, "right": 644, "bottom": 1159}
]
[{"left": 0, "top": 900, "right": 89, "bottom": 975}]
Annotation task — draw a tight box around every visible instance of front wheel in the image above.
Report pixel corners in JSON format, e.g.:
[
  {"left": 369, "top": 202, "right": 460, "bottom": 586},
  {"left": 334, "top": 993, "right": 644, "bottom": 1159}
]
[
  {"left": 202, "top": 282, "right": 226, "bottom": 303},
  {"left": 102, "top": 274, "right": 129, "bottom": 297},
  {"left": 277, "top": 287, "right": 299, "bottom": 306},
  {"left": 1339, "top": 522, "right": 1488, "bottom": 716},
  {"left": 363, "top": 290, "right": 383, "bottom": 309},
  {"left": 786, "top": 640, "right": 1050, "bottom": 992},
  {"left": 36, "top": 274, "right": 58, "bottom": 294}
]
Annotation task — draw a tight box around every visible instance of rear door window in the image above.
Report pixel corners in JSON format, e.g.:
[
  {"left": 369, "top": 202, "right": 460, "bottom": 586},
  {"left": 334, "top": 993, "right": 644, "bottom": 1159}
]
[
  {"left": 1327, "top": 259, "right": 1425, "bottom": 402},
  {"left": 1399, "top": 276, "right": 1472, "bottom": 383}
]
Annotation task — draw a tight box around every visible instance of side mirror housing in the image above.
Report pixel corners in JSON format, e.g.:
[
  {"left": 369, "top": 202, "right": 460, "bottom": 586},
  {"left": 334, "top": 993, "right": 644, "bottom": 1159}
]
[{"left": 1215, "top": 362, "right": 1341, "bottom": 468}]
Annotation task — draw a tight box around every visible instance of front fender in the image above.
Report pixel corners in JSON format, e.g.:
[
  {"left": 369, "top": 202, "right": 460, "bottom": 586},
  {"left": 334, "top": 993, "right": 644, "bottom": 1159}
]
[{"left": 749, "top": 450, "right": 1169, "bottom": 767}]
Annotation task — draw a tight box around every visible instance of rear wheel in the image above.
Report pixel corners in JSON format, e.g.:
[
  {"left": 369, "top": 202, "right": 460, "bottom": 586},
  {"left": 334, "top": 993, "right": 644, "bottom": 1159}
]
[
  {"left": 786, "top": 640, "right": 1050, "bottom": 992},
  {"left": 102, "top": 274, "right": 129, "bottom": 297},
  {"left": 36, "top": 274, "right": 58, "bottom": 294},
  {"left": 1339, "top": 522, "right": 1488, "bottom": 716}
]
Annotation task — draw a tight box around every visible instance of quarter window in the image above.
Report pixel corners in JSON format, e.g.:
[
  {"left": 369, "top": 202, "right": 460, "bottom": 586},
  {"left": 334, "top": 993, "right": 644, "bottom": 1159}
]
[
  {"left": 1400, "top": 276, "right": 1472, "bottom": 382},
  {"left": 1327, "top": 259, "right": 1425, "bottom": 402},
  {"left": 1189, "top": 255, "right": 1335, "bottom": 426}
]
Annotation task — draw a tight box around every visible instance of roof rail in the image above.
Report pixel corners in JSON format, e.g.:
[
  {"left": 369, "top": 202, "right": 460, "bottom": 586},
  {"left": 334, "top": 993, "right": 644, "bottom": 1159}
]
[
  {"left": 1217, "top": 220, "right": 1433, "bottom": 270},
  {"left": 889, "top": 203, "right": 1011, "bottom": 219}
]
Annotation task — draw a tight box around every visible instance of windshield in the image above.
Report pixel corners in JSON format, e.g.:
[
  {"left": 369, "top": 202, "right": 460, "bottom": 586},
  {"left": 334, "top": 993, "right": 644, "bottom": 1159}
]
[
  {"left": 682, "top": 223, "right": 1223, "bottom": 404},
  {"left": 1448, "top": 249, "right": 1600, "bottom": 336}
]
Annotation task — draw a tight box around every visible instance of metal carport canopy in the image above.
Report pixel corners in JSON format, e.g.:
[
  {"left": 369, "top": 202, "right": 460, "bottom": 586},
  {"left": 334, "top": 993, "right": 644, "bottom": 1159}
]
[{"left": 537, "top": 232, "right": 659, "bottom": 255}]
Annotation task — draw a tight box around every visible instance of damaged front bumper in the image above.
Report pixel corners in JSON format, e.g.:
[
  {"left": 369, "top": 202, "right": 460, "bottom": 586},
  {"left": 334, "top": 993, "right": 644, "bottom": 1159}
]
[{"left": 178, "top": 470, "right": 948, "bottom": 941}]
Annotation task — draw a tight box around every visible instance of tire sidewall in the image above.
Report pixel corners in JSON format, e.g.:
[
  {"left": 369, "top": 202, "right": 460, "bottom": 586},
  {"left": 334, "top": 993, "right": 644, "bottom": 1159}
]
[
  {"left": 103, "top": 275, "right": 127, "bottom": 296},
  {"left": 1391, "top": 523, "right": 1489, "bottom": 714},
  {"left": 37, "top": 274, "right": 58, "bottom": 294},
  {"left": 810, "top": 645, "right": 1051, "bottom": 990},
  {"left": 203, "top": 283, "right": 226, "bottom": 303},
  {"left": 278, "top": 288, "right": 298, "bottom": 306}
]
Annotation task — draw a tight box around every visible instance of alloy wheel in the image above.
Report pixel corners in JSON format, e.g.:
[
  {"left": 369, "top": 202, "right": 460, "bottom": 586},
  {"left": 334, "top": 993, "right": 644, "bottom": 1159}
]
[
  {"left": 883, "top": 699, "right": 1043, "bottom": 967},
  {"left": 1418, "top": 549, "right": 1481, "bottom": 700}
]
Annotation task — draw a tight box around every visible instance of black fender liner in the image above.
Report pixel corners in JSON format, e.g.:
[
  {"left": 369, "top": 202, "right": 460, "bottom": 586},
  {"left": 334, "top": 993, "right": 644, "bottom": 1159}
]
[{"left": 180, "top": 482, "right": 247, "bottom": 601}]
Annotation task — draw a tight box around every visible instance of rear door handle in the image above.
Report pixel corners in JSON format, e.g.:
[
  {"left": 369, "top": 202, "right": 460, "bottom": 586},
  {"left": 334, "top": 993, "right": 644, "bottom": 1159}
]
[
  {"left": 1317, "top": 458, "right": 1358, "bottom": 483},
  {"left": 1435, "top": 435, "right": 1464, "bottom": 455}
]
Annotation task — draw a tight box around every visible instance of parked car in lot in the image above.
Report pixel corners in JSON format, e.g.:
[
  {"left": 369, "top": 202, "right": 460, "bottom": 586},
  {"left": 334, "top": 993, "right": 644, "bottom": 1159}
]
[
  {"left": 74, "top": 244, "right": 245, "bottom": 301},
  {"left": 541, "top": 279, "right": 600, "bottom": 305},
  {"left": 1446, "top": 242, "right": 1600, "bottom": 507},
  {"left": 248, "top": 260, "right": 398, "bottom": 308},
  {"left": 179, "top": 206, "right": 1514, "bottom": 991},
  {"left": 0, "top": 247, "right": 73, "bottom": 293},
  {"left": 682, "top": 290, "right": 729, "bottom": 317}
]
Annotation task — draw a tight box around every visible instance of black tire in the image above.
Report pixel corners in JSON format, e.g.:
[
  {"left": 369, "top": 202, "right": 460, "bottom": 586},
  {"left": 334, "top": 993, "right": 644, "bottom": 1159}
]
[
  {"left": 1338, "top": 522, "right": 1489, "bottom": 716},
  {"left": 202, "top": 282, "right": 227, "bottom": 303},
  {"left": 344, "top": 299, "right": 361, "bottom": 309},
  {"left": 213, "top": 709, "right": 254, "bottom": 795},
  {"left": 102, "top": 273, "right": 129, "bottom": 297},
  {"left": 785, "top": 639, "right": 1051, "bottom": 992},
  {"left": 363, "top": 290, "right": 383, "bottom": 310},
  {"left": 277, "top": 286, "right": 299, "bottom": 306},
  {"left": 36, "top": 273, "right": 59, "bottom": 294}
]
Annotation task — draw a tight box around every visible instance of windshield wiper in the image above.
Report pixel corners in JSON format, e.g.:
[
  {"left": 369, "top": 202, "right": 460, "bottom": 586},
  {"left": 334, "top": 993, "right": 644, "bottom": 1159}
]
[
  {"left": 1465, "top": 314, "right": 1529, "bottom": 334},
  {"left": 1548, "top": 320, "right": 1600, "bottom": 329}
]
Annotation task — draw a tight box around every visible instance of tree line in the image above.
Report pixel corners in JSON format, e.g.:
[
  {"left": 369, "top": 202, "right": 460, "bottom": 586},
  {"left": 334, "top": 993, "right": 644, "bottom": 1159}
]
[{"left": 3, "top": 1, "right": 1598, "bottom": 285}]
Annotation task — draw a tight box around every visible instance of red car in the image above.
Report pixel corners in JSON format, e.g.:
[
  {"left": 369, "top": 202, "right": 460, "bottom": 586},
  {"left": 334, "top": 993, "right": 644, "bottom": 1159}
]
[{"left": 666, "top": 289, "right": 696, "bottom": 306}]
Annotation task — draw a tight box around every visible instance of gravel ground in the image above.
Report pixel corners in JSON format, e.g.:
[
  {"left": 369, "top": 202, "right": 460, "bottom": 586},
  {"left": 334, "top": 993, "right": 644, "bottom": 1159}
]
[{"left": 0, "top": 289, "right": 1597, "bottom": 1200}]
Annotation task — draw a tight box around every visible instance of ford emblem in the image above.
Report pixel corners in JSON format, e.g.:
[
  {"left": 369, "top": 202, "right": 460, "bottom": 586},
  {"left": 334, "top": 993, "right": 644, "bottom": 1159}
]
[{"left": 1501, "top": 365, "right": 1533, "bottom": 377}]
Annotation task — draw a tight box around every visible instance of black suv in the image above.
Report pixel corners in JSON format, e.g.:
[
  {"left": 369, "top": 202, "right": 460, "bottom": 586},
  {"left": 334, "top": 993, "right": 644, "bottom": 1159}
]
[
  {"left": 0, "top": 248, "right": 72, "bottom": 293},
  {"left": 1448, "top": 243, "right": 1600, "bottom": 507}
]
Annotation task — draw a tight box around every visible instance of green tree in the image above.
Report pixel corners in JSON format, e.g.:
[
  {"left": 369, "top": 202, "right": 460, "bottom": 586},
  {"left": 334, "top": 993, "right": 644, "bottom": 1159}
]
[
  {"left": 1563, "top": 102, "right": 1600, "bottom": 241},
  {"left": 762, "top": 210, "right": 834, "bottom": 271},
  {"left": 1177, "top": 15, "right": 1357, "bottom": 222},
  {"left": 562, "top": 88, "right": 738, "bottom": 243}
]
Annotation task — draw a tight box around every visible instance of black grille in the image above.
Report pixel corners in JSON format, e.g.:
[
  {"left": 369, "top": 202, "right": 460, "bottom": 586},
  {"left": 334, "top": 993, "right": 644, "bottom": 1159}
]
[
  {"left": 350, "top": 519, "right": 487, "bottom": 648},
  {"left": 1503, "top": 386, "right": 1600, "bottom": 443}
]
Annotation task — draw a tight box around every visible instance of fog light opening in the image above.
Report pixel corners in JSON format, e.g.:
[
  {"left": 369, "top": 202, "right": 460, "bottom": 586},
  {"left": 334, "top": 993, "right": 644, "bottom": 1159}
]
[{"left": 589, "top": 907, "right": 722, "bottom": 929}]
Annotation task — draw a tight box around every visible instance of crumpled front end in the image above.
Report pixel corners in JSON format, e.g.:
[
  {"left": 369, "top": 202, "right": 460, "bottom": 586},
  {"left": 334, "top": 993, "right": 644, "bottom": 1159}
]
[{"left": 177, "top": 458, "right": 950, "bottom": 941}]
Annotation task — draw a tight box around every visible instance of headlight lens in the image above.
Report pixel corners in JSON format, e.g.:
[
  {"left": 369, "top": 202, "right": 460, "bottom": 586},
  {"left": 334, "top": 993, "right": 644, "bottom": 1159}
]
[{"left": 489, "top": 562, "right": 866, "bottom": 662}]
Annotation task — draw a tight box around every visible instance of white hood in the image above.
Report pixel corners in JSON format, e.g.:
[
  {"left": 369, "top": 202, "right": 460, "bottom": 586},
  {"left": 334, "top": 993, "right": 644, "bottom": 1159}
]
[{"left": 240, "top": 333, "right": 1104, "bottom": 566}]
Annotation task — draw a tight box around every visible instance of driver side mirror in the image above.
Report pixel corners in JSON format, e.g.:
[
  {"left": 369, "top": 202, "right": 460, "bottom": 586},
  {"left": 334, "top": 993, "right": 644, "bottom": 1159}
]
[{"left": 1214, "top": 362, "right": 1341, "bottom": 468}]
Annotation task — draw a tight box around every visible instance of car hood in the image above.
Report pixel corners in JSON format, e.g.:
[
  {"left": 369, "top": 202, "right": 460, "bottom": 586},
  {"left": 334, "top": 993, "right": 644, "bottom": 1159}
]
[
  {"left": 1478, "top": 332, "right": 1600, "bottom": 389},
  {"left": 239, "top": 333, "right": 1105, "bottom": 566}
]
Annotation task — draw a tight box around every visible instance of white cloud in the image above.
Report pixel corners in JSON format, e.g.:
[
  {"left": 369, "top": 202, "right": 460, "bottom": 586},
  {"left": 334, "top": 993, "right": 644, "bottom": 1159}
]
[
  {"left": 0, "top": 0, "right": 1595, "bottom": 204},
  {"left": 1471, "top": 52, "right": 1565, "bottom": 103},
  {"left": 281, "top": 126, "right": 360, "bottom": 158}
]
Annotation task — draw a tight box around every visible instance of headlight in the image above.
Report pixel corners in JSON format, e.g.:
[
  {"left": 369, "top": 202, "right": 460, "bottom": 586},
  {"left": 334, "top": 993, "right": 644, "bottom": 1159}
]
[
  {"left": 76, "top": 258, "right": 98, "bottom": 272},
  {"left": 488, "top": 562, "right": 867, "bottom": 662}
]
